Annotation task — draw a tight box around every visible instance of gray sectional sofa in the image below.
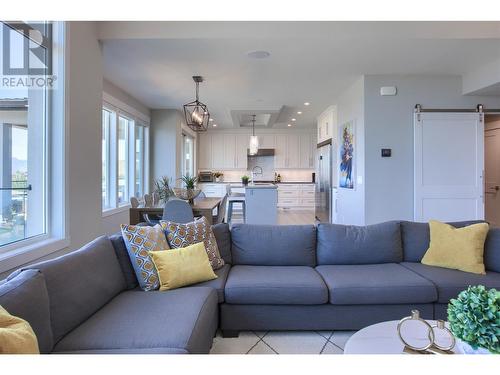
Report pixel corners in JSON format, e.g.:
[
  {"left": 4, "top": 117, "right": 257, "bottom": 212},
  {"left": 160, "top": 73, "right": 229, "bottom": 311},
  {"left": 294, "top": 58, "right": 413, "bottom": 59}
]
[{"left": 1, "top": 220, "right": 499, "bottom": 353}]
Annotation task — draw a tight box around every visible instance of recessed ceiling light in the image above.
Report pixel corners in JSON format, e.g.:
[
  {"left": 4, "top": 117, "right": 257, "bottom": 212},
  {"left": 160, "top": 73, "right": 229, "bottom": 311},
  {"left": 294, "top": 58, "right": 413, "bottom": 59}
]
[
  {"left": 291, "top": 118, "right": 296, "bottom": 122},
  {"left": 287, "top": 124, "right": 292, "bottom": 127},
  {"left": 247, "top": 50, "right": 271, "bottom": 59},
  {"left": 297, "top": 111, "right": 302, "bottom": 115},
  {"left": 213, "top": 124, "right": 217, "bottom": 127},
  {"left": 304, "top": 102, "right": 310, "bottom": 106},
  {"left": 209, "top": 118, "right": 214, "bottom": 122}
]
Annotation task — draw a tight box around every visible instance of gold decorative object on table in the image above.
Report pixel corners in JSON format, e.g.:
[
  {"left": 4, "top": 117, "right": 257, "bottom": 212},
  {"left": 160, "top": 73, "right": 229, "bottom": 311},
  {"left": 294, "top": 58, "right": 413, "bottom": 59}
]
[
  {"left": 173, "top": 188, "right": 201, "bottom": 204},
  {"left": 397, "top": 310, "right": 455, "bottom": 355}
]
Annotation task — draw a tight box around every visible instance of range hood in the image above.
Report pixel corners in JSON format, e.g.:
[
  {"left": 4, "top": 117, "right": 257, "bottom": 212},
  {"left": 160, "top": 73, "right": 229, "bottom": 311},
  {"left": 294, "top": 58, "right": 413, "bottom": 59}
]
[{"left": 247, "top": 148, "right": 275, "bottom": 157}]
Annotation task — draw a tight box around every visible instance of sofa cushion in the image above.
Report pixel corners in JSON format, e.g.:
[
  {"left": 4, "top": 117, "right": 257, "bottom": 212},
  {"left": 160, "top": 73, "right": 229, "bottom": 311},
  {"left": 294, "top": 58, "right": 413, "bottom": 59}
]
[
  {"left": 25, "top": 236, "right": 126, "bottom": 343},
  {"left": 121, "top": 224, "right": 170, "bottom": 291},
  {"left": 109, "top": 232, "right": 138, "bottom": 289},
  {"left": 230, "top": 224, "right": 316, "bottom": 266},
  {"left": 190, "top": 263, "right": 230, "bottom": 303},
  {"left": 400, "top": 262, "right": 500, "bottom": 303},
  {"left": 212, "top": 223, "right": 232, "bottom": 264},
  {"left": 52, "top": 287, "right": 218, "bottom": 354},
  {"left": 484, "top": 228, "right": 500, "bottom": 273},
  {"left": 316, "top": 264, "right": 437, "bottom": 305},
  {"left": 224, "top": 265, "right": 328, "bottom": 305},
  {"left": 316, "top": 221, "right": 402, "bottom": 265},
  {"left": 401, "top": 220, "right": 484, "bottom": 262},
  {"left": 161, "top": 217, "right": 225, "bottom": 271},
  {"left": 0, "top": 269, "right": 53, "bottom": 353}
]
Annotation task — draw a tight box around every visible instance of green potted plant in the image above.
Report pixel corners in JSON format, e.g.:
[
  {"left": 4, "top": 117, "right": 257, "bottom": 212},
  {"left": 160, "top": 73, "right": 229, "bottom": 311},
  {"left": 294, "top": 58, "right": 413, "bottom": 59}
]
[
  {"left": 213, "top": 171, "right": 223, "bottom": 183},
  {"left": 153, "top": 176, "right": 174, "bottom": 203},
  {"left": 241, "top": 175, "right": 250, "bottom": 186},
  {"left": 447, "top": 285, "right": 499, "bottom": 354},
  {"left": 173, "top": 174, "right": 201, "bottom": 204}
]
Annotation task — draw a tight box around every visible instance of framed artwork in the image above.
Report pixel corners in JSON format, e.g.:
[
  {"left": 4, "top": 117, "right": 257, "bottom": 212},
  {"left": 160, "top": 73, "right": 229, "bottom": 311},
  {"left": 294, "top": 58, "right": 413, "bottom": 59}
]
[{"left": 339, "top": 120, "right": 355, "bottom": 189}]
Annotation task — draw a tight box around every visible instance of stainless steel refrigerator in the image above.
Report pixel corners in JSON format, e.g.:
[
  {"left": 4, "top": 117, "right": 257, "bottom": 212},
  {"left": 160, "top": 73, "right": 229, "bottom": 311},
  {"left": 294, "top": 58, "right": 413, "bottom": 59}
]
[{"left": 315, "top": 140, "right": 332, "bottom": 223}]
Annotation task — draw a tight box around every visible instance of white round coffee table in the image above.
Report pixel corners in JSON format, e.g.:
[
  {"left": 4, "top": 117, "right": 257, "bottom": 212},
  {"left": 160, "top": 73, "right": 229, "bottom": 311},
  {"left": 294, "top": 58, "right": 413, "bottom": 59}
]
[{"left": 344, "top": 320, "right": 458, "bottom": 354}]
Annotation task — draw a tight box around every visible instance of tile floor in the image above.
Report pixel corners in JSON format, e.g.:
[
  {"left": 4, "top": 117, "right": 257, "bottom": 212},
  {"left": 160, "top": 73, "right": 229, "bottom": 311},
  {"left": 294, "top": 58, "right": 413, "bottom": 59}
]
[{"left": 209, "top": 330, "right": 356, "bottom": 354}]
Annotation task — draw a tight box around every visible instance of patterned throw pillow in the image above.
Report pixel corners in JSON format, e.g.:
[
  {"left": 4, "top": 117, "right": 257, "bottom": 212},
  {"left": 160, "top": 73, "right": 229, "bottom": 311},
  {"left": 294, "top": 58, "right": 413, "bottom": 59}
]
[
  {"left": 120, "top": 224, "right": 170, "bottom": 291},
  {"left": 160, "top": 216, "right": 225, "bottom": 270}
]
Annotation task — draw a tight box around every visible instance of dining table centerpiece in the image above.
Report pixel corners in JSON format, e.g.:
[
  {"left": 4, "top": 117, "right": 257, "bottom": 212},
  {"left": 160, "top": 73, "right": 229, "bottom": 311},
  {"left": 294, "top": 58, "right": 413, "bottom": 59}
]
[
  {"left": 153, "top": 176, "right": 174, "bottom": 204},
  {"left": 174, "top": 175, "right": 201, "bottom": 204}
]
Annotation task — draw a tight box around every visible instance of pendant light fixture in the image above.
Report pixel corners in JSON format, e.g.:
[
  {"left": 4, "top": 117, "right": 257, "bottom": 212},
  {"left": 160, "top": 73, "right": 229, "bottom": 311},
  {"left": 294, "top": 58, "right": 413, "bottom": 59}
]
[
  {"left": 183, "top": 76, "right": 210, "bottom": 132},
  {"left": 249, "top": 114, "right": 259, "bottom": 155}
]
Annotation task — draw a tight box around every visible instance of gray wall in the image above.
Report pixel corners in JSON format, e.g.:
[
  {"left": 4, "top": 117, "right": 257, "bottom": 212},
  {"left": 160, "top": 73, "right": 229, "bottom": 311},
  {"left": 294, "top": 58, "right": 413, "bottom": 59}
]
[
  {"left": 103, "top": 79, "right": 151, "bottom": 118},
  {"left": 364, "top": 75, "right": 500, "bottom": 224},
  {"left": 150, "top": 109, "right": 183, "bottom": 187},
  {"left": 335, "top": 77, "right": 365, "bottom": 225}
]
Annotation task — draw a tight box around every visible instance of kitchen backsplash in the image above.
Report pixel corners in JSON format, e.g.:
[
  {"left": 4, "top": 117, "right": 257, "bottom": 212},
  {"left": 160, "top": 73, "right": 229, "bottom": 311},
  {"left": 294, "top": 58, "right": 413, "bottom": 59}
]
[{"left": 207, "top": 169, "right": 315, "bottom": 183}]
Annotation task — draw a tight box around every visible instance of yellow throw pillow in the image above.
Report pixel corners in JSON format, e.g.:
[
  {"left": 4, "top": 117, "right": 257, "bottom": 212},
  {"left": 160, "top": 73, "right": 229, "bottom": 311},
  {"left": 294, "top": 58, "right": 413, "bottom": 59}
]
[
  {"left": 149, "top": 242, "right": 217, "bottom": 291},
  {"left": 421, "top": 220, "right": 489, "bottom": 274},
  {"left": 0, "top": 306, "right": 39, "bottom": 354}
]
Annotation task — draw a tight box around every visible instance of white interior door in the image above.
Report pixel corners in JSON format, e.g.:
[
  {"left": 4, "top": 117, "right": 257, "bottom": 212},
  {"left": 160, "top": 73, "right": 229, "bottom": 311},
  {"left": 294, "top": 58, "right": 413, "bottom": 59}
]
[
  {"left": 485, "top": 127, "right": 500, "bottom": 227},
  {"left": 414, "top": 112, "right": 484, "bottom": 222}
]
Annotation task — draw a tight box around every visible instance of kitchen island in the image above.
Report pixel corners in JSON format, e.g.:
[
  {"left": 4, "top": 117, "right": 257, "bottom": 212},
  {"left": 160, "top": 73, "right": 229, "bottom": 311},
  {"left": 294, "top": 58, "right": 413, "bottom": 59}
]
[{"left": 244, "top": 183, "right": 278, "bottom": 225}]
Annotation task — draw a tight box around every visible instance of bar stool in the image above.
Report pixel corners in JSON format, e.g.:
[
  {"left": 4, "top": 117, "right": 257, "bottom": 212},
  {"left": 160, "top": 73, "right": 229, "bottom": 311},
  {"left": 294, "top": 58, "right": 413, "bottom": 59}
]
[{"left": 225, "top": 185, "right": 245, "bottom": 225}]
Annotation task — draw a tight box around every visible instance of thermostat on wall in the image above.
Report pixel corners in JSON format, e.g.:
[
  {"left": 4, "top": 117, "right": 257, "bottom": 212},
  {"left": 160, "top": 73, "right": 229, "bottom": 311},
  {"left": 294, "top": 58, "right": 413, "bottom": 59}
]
[{"left": 380, "top": 86, "right": 397, "bottom": 96}]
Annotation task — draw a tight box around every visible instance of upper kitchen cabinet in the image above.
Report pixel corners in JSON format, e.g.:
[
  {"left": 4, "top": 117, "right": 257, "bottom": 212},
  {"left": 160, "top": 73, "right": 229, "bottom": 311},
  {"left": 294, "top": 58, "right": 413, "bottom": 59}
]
[
  {"left": 235, "top": 134, "right": 249, "bottom": 169},
  {"left": 198, "top": 133, "right": 212, "bottom": 170},
  {"left": 258, "top": 134, "right": 275, "bottom": 148},
  {"left": 299, "top": 133, "right": 315, "bottom": 168},
  {"left": 317, "top": 105, "right": 337, "bottom": 144},
  {"left": 211, "top": 134, "right": 225, "bottom": 169},
  {"left": 275, "top": 134, "right": 307, "bottom": 169}
]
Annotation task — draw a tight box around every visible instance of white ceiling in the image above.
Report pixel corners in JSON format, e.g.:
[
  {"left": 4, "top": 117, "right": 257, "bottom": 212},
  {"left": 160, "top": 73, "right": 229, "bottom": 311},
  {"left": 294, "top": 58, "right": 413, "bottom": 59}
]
[{"left": 100, "top": 22, "right": 500, "bottom": 129}]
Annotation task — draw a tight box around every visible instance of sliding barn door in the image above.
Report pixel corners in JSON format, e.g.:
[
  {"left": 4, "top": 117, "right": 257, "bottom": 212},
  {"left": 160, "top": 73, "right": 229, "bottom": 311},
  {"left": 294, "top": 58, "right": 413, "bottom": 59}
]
[{"left": 414, "top": 112, "right": 484, "bottom": 222}]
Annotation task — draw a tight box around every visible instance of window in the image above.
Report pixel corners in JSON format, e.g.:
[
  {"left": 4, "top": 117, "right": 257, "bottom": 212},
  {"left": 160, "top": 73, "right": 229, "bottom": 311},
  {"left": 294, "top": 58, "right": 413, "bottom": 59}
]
[
  {"left": 101, "top": 104, "right": 149, "bottom": 213},
  {"left": 0, "top": 24, "right": 49, "bottom": 248},
  {"left": 182, "top": 134, "right": 194, "bottom": 177},
  {"left": 117, "top": 115, "right": 130, "bottom": 205},
  {"left": 134, "top": 125, "right": 144, "bottom": 197},
  {"left": 101, "top": 109, "right": 112, "bottom": 210}
]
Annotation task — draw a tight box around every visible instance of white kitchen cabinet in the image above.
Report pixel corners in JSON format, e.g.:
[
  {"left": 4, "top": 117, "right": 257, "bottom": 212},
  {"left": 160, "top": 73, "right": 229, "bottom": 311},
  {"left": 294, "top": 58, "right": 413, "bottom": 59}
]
[
  {"left": 235, "top": 134, "right": 249, "bottom": 169},
  {"left": 287, "top": 134, "right": 300, "bottom": 168},
  {"left": 275, "top": 134, "right": 306, "bottom": 169},
  {"left": 198, "top": 131, "right": 315, "bottom": 171},
  {"left": 211, "top": 135, "right": 225, "bottom": 169},
  {"left": 275, "top": 134, "right": 288, "bottom": 169},
  {"left": 277, "top": 184, "right": 315, "bottom": 209},
  {"left": 198, "top": 133, "right": 212, "bottom": 169},
  {"left": 317, "top": 106, "right": 337, "bottom": 144},
  {"left": 259, "top": 134, "right": 275, "bottom": 148},
  {"left": 299, "top": 133, "right": 315, "bottom": 168},
  {"left": 223, "top": 134, "right": 236, "bottom": 169}
]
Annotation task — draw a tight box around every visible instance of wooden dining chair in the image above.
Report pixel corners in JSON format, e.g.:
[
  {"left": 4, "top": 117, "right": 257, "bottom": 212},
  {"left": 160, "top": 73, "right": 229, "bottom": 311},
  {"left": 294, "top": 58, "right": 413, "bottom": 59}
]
[
  {"left": 144, "top": 193, "right": 153, "bottom": 207},
  {"left": 130, "top": 196, "right": 140, "bottom": 208}
]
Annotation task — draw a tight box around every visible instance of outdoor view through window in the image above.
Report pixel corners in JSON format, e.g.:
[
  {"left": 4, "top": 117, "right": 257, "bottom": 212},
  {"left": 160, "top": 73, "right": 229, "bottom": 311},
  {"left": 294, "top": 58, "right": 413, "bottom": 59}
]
[{"left": 0, "top": 23, "right": 48, "bottom": 247}]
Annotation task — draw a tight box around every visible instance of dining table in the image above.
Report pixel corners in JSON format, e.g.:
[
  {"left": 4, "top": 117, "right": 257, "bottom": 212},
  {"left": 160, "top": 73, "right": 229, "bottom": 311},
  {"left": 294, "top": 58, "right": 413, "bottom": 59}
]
[{"left": 129, "top": 197, "right": 222, "bottom": 225}]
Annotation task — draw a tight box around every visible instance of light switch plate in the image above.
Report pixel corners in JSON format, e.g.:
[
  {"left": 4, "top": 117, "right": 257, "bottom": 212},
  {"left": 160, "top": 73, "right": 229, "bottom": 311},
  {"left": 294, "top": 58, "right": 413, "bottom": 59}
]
[
  {"left": 357, "top": 176, "right": 363, "bottom": 185},
  {"left": 380, "top": 86, "right": 397, "bottom": 96}
]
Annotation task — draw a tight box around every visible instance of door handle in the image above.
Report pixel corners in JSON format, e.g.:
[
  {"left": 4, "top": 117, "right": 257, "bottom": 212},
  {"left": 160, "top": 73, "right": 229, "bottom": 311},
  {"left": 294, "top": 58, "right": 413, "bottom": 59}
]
[{"left": 489, "top": 186, "right": 499, "bottom": 191}]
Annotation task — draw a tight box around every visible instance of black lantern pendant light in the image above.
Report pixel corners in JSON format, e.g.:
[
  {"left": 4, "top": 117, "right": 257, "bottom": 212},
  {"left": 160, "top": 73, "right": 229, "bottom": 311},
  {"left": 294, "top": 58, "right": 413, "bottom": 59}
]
[{"left": 183, "top": 76, "right": 210, "bottom": 132}]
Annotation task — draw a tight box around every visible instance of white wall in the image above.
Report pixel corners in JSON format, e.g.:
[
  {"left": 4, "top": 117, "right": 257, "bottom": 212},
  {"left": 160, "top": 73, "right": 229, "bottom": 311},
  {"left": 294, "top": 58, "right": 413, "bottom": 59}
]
[
  {"left": 334, "top": 77, "right": 365, "bottom": 225},
  {"left": 364, "top": 75, "right": 500, "bottom": 224}
]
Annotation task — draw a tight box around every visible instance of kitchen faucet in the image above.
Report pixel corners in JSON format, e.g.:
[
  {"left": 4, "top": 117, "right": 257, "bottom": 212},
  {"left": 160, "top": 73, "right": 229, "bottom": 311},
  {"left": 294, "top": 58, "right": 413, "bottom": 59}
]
[{"left": 251, "top": 166, "right": 263, "bottom": 183}]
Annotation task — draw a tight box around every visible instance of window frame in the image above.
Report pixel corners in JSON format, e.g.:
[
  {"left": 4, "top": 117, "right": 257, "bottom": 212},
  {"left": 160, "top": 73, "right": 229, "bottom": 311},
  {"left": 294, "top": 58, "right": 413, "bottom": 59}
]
[
  {"left": 101, "top": 96, "right": 150, "bottom": 216},
  {"left": 0, "top": 22, "right": 68, "bottom": 273}
]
